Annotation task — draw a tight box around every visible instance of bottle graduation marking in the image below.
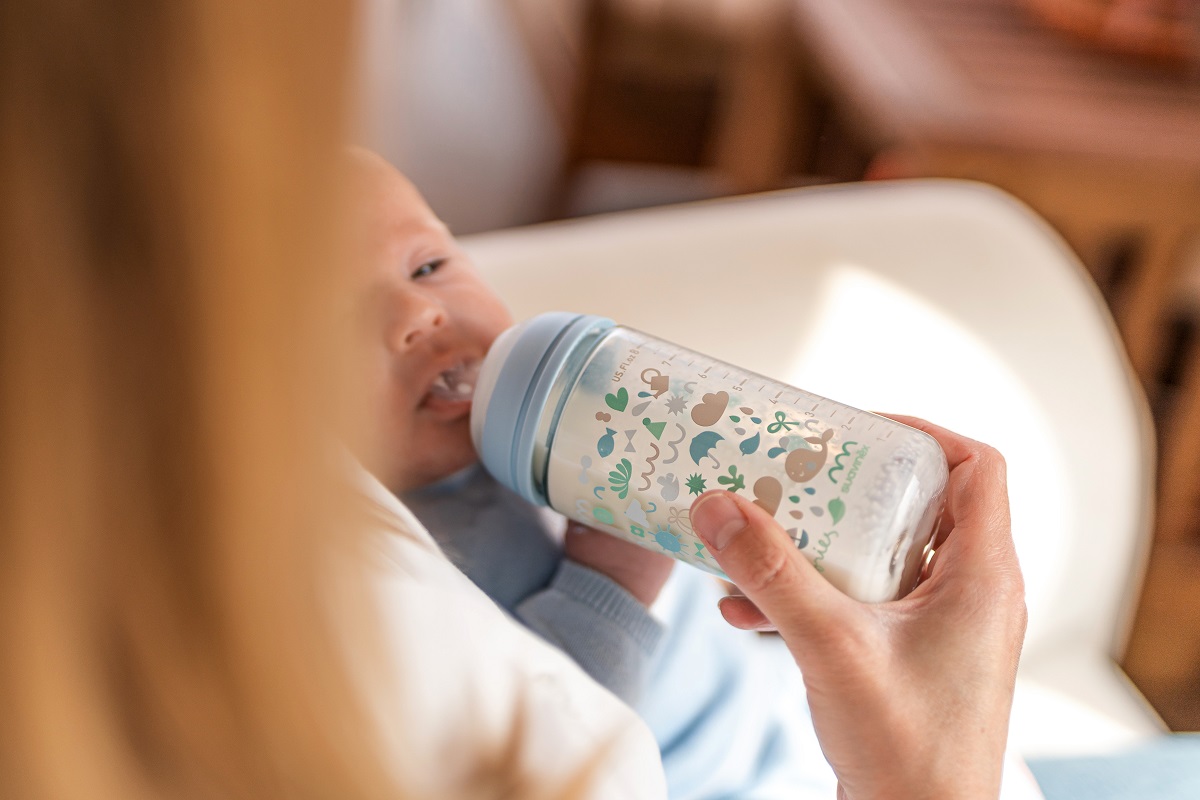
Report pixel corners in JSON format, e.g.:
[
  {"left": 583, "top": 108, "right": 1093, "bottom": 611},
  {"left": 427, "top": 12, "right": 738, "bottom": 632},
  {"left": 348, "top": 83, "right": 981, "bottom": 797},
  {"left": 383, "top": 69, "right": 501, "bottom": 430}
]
[{"left": 649, "top": 341, "right": 845, "bottom": 424}]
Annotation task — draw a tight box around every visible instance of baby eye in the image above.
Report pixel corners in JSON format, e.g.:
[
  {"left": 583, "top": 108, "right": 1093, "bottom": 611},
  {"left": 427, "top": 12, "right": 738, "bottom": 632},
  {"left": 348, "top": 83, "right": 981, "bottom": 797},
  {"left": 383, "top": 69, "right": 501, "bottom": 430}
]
[{"left": 411, "top": 258, "right": 446, "bottom": 279}]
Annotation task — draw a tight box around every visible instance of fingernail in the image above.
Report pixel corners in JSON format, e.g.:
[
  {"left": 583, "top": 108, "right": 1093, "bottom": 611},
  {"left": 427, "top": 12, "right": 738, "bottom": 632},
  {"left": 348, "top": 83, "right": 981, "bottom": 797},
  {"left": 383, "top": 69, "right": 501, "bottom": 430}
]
[
  {"left": 692, "top": 492, "right": 747, "bottom": 551},
  {"left": 716, "top": 596, "right": 776, "bottom": 631}
]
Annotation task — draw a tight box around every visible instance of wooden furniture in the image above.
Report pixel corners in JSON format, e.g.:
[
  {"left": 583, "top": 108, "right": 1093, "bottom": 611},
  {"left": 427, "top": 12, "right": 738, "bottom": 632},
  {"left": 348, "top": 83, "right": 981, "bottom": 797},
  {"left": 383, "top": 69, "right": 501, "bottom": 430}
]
[
  {"left": 543, "top": 0, "right": 799, "bottom": 209},
  {"left": 786, "top": 0, "right": 1200, "bottom": 729},
  {"left": 1019, "top": 0, "right": 1199, "bottom": 68},
  {"left": 790, "top": 0, "right": 1200, "bottom": 383}
]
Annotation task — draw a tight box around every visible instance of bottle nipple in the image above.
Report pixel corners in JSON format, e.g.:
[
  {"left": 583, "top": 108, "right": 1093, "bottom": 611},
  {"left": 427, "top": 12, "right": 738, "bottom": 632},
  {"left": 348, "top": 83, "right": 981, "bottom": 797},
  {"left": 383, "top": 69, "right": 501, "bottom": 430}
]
[{"left": 429, "top": 360, "right": 480, "bottom": 402}]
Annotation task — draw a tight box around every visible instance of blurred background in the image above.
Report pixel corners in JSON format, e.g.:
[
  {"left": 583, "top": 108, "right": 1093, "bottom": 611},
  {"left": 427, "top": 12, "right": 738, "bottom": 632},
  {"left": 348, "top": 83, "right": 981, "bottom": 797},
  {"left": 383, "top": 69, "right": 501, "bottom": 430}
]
[{"left": 358, "top": 0, "right": 1200, "bottom": 730}]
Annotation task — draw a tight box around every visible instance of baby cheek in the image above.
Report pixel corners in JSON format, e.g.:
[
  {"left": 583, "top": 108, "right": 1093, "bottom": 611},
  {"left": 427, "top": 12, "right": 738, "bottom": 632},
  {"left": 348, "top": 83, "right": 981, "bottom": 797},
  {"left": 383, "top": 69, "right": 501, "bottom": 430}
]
[
  {"left": 375, "top": 353, "right": 418, "bottom": 433},
  {"left": 484, "top": 302, "right": 514, "bottom": 345},
  {"left": 456, "top": 281, "right": 514, "bottom": 346},
  {"left": 451, "top": 298, "right": 506, "bottom": 352},
  {"left": 484, "top": 282, "right": 515, "bottom": 329}
]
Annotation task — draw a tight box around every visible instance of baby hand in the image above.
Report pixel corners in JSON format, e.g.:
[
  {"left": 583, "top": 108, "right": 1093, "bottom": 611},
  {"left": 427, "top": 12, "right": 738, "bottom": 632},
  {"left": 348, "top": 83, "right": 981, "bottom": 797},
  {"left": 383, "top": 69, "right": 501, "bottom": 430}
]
[{"left": 563, "top": 523, "right": 675, "bottom": 607}]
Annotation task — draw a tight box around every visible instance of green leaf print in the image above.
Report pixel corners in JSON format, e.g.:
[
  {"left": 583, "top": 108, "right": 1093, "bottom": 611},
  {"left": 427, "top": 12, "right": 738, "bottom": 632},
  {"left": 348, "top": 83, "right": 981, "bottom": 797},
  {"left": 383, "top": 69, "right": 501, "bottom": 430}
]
[
  {"left": 716, "top": 465, "right": 746, "bottom": 493},
  {"left": 608, "top": 458, "right": 633, "bottom": 499}
]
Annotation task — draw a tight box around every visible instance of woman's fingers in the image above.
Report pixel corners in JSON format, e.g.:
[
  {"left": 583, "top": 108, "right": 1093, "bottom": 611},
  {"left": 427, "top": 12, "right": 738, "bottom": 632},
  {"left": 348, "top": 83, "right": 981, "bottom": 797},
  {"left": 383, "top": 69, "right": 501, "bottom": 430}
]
[
  {"left": 873, "top": 417, "right": 1022, "bottom": 623},
  {"left": 716, "top": 595, "right": 777, "bottom": 631},
  {"left": 692, "top": 417, "right": 1016, "bottom": 633},
  {"left": 691, "top": 490, "right": 843, "bottom": 643},
  {"left": 880, "top": 414, "right": 985, "bottom": 470},
  {"left": 879, "top": 415, "right": 1013, "bottom": 568}
]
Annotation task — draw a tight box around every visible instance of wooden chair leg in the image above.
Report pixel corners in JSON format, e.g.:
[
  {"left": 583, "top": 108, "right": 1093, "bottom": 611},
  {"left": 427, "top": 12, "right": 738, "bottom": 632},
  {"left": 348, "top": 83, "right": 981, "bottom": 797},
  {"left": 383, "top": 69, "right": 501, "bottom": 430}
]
[
  {"left": 1157, "top": 326, "right": 1200, "bottom": 544},
  {"left": 1114, "top": 224, "right": 1192, "bottom": 388},
  {"left": 707, "top": 4, "right": 797, "bottom": 193},
  {"left": 1122, "top": 538, "right": 1200, "bottom": 730}
]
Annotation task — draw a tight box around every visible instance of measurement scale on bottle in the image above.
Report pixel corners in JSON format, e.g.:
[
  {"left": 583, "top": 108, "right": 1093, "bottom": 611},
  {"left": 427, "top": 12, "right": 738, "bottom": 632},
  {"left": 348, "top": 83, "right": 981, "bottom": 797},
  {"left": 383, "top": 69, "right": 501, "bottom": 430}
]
[{"left": 625, "top": 335, "right": 893, "bottom": 439}]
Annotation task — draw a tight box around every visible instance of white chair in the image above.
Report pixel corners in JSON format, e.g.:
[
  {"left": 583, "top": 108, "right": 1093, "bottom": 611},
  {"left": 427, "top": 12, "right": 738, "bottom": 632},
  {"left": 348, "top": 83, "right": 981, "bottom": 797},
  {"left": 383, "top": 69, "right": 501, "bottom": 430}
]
[{"left": 462, "top": 179, "right": 1166, "bottom": 760}]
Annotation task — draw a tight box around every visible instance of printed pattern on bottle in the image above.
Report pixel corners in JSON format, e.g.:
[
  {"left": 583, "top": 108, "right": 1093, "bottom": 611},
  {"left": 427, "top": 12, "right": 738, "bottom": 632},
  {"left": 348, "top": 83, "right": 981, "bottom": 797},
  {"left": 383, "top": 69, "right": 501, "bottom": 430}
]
[{"left": 545, "top": 330, "right": 943, "bottom": 599}]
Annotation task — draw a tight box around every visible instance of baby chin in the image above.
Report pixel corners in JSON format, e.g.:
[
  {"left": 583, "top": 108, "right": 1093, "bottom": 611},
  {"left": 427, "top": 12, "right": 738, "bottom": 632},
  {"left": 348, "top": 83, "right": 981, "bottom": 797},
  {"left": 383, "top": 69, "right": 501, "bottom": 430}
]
[{"left": 408, "top": 420, "right": 478, "bottom": 487}]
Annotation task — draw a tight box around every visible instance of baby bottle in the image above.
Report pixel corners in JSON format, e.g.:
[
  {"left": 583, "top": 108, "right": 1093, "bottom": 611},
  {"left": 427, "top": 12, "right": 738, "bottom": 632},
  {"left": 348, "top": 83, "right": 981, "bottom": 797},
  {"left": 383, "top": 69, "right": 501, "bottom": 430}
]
[{"left": 471, "top": 312, "right": 948, "bottom": 602}]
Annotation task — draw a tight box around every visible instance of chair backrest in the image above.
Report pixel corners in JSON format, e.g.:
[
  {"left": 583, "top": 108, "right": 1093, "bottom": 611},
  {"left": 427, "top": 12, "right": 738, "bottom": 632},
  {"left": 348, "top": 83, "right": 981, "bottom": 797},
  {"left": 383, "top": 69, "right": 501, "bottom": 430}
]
[{"left": 463, "top": 180, "right": 1155, "bottom": 663}]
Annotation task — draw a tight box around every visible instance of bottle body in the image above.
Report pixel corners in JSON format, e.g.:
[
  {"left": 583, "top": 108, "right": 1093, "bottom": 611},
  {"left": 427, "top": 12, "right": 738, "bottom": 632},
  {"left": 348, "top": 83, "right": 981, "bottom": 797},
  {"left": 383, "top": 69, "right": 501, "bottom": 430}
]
[{"left": 472, "top": 313, "right": 948, "bottom": 603}]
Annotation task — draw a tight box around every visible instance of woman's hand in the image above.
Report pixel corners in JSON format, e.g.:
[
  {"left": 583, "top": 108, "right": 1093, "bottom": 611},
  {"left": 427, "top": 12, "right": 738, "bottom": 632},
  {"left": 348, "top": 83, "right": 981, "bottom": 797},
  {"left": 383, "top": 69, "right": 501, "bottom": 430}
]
[
  {"left": 563, "top": 522, "right": 675, "bottom": 607},
  {"left": 690, "top": 416, "right": 1026, "bottom": 800}
]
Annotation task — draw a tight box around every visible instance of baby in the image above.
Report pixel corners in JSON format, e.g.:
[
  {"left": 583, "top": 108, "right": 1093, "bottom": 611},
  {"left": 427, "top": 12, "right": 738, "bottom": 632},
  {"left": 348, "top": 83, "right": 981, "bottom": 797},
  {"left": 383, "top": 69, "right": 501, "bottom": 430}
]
[
  {"left": 345, "top": 149, "right": 673, "bottom": 645},
  {"left": 345, "top": 149, "right": 834, "bottom": 798}
]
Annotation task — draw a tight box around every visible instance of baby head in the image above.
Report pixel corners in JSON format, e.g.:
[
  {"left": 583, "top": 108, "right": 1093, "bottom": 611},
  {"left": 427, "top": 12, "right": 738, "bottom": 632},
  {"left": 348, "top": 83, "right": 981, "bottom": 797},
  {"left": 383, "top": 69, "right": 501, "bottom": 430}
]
[{"left": 346, "top": 149, "right": 513, "bottom": 492}]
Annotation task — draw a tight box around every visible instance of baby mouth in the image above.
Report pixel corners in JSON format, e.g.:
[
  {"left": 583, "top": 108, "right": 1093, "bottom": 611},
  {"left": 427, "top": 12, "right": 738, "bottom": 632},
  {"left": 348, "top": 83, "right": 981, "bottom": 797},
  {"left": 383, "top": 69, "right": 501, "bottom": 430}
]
[{"left": 428, "top": 361, "right": 479, "bottom": 403}]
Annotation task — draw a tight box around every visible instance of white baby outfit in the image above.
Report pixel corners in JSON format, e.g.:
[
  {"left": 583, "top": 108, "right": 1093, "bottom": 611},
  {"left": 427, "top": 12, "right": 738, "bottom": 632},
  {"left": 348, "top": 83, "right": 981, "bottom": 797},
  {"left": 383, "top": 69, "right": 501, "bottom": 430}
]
[{"left": 349, "top": 464, "right": 668, "bottom": 799}]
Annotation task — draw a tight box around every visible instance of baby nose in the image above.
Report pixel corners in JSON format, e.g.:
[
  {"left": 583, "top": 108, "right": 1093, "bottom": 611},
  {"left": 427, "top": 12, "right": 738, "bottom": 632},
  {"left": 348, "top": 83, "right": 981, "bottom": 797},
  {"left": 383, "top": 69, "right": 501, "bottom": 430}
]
[{"left": 390, "top": 295, "right": 446, "bottom": 352}]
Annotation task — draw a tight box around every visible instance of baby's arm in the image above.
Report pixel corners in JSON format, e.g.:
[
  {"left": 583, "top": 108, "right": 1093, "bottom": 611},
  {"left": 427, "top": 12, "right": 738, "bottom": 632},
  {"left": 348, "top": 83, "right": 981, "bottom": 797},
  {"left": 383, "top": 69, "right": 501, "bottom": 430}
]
[
  {"left": 517, "top": 524, "right": 673, "bottom": 701},
  {"left": 515, "top": 553, "right": 666, "bottom": 703},
  {"left": 403, "top": 466, "right": 670, "bottom": 704}
]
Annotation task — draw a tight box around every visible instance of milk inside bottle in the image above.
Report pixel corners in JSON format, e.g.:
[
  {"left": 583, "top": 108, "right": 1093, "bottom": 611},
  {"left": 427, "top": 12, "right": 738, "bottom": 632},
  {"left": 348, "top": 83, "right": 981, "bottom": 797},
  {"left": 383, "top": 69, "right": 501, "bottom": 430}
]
[{"left": 471, "top": 312, "right": 948, "bottom": 602}]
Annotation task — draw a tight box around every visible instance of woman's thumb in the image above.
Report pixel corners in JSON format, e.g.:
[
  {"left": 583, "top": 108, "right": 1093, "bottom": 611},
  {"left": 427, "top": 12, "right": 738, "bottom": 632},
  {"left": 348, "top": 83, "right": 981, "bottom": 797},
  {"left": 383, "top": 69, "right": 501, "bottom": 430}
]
[{"left": 690, "top": 490, "right": 838, "bottom": 638}]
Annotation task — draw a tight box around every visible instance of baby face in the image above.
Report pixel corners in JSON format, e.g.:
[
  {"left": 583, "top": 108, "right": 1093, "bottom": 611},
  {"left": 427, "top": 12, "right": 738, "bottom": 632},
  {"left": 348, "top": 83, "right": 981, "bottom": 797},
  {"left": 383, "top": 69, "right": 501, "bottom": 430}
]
[{"left": 348, "top": 152, "right": 513, "bottom": 491}]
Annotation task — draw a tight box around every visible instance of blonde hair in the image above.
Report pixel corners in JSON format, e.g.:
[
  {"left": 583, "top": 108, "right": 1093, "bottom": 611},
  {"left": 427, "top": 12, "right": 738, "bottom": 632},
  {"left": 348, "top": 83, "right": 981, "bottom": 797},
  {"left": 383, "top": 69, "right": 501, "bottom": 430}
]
[
  {"left": 0, "top": 2, "right": 611, "bottom": 796},
  {"left": 2, "top": 2, "right": 391, "bottom": 798}
]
